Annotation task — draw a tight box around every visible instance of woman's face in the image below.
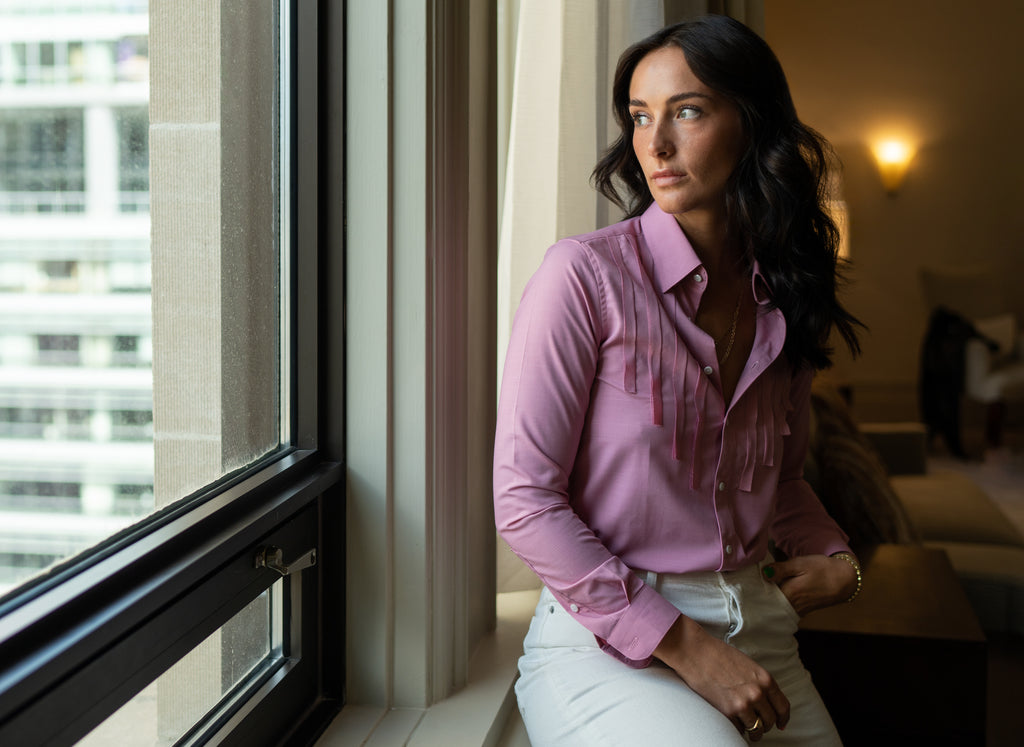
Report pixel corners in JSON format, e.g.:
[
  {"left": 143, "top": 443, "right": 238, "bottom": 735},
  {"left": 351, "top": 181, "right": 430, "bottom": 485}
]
[{"left": 628, "top": 45, "right": 745, "bottom": 226}]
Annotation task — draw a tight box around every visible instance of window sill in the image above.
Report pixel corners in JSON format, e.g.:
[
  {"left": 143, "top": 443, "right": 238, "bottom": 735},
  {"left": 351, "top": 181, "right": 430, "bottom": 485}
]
[{"left": 315, "top": 589, "right": 538, "bottom": 746}]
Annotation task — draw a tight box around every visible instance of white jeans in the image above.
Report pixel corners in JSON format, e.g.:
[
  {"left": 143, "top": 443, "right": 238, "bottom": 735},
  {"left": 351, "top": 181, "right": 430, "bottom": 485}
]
[{"left": 515, "top": 560, "right": 842, "bottom": 746}]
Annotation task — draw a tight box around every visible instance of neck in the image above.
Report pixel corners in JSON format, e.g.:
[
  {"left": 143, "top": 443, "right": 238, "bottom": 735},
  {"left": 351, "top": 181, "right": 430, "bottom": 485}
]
[{"left": 674, "top": 210, "right": 742, "bottom": 279}]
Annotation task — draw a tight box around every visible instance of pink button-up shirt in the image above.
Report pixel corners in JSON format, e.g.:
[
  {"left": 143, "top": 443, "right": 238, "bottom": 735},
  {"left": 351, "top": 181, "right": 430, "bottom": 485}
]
[{"left": 493, "top": 204, "right": 850, "bottom": 665}]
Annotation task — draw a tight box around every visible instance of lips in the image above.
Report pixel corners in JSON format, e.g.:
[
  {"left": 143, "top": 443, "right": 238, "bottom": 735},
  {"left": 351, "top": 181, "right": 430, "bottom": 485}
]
[{"left": 650, "top": 169, "right": 686, "bottom": 187}]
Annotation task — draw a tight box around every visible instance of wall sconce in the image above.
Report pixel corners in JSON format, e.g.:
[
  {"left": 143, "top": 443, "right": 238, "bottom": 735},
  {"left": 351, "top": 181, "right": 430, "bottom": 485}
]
[{"left": 871, "top": 140, "right": 916, "bottom": 195}]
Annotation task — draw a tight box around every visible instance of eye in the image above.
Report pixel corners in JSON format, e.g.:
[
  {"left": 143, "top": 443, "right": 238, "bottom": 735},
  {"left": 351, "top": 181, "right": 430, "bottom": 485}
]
[
  {"left": 677, "top": 105, "right": 702, "bottom": 120},
  {"left": 630, "top": 111, "right": 651, "bottom": 127}
]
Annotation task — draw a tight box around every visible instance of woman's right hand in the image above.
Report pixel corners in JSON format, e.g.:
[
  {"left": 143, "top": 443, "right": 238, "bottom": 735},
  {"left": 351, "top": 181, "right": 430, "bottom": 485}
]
[{"left": 653, "top": 615, "right": 790, "bottom": 741}]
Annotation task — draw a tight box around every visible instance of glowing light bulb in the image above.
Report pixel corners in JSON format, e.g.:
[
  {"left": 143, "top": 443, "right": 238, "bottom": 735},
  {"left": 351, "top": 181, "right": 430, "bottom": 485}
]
[
  {"left": 871, "top": 139, "right": 916, "bottom": 194},
  {"left": 876, "top": 141, "right": 910, "bottom": 165}
]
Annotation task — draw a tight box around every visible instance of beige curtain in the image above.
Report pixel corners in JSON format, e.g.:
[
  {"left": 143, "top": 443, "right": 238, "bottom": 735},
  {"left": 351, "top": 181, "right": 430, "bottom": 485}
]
[{"left": 496, "top": 0, "right": 664, "bottom": 371}]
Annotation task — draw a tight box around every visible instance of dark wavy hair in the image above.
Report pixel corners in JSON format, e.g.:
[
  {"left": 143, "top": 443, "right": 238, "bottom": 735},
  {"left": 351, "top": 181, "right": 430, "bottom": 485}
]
[{"left": 592, "top": 14, "right": 862, "bottom": 370}]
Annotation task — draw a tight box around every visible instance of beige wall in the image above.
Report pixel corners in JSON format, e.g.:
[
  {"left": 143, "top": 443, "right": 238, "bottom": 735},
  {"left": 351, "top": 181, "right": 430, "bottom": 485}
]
[{"left": 767, "top": 1, "right": 1024, "bottom": 414}]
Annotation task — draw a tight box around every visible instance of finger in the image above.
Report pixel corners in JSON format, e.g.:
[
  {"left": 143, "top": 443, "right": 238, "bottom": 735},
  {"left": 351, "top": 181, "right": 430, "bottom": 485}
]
[
  {"left": 763, "top": 559, "right": 803, "bottom": 583},
  {"left": 766, "top": 684, "right": 791, "bottom": 730},
  {"left": 741, "top": 714, "right": 765, "bottom": 742},
  {"left": 753, "top": 709, "right": 773, "bottom": 734},
  {"left": 753, "top": 705, "right": 775, "bottom": 732},
  {"left": 747, "top": 695, "right": 776, "bottom": 733}
]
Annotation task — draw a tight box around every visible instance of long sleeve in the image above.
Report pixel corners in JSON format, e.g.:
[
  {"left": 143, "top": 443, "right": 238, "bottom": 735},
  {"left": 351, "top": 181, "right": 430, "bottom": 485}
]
[
  {"left": 493, "top": 240, "right": 680, "bottom": 665},
  {"left": 770, "top": 367, "right": 851, "bottom": 558}
]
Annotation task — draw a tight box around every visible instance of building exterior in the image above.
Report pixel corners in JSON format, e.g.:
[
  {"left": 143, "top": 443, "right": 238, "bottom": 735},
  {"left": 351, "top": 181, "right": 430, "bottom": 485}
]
[{"left": 0, "top": 0, "right": 152, "bottom": 594}]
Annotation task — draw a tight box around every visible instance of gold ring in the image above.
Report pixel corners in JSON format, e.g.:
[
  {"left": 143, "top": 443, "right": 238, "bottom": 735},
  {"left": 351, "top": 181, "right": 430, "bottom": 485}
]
[{"left": 745, "top": 717, "right": 762, "bottom": 733}]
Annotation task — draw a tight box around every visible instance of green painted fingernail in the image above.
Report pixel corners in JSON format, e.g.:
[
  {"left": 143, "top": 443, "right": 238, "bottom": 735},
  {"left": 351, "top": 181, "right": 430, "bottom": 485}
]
[{"left": 763, "top": 566, "right": 775, "bottom": 579}]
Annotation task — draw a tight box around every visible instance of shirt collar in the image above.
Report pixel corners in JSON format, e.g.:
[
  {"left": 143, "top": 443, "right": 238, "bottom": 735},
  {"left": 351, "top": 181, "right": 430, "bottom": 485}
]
[
  {"left": 639, "top": 203, "right": 702, "bottom": 294},
  {"left": 639, "top": 202, "right": 774, "bottom": 305}
]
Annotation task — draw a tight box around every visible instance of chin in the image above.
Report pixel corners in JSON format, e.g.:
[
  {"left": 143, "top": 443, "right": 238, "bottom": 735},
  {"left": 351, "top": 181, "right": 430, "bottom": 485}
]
[{"left": 651, "top": 196, "right": 693, "bottom": 217}]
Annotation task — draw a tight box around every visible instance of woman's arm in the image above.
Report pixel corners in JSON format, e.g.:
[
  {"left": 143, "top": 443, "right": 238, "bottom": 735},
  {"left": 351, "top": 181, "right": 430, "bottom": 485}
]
[
  {"left": 768, "top": 367, "right": 859, "bottom": 613},
  {"left": 493, "top": 239, "right": 679, "bottom": 664},
  {"left": 654, "top": 615, "right": 791, "bottom": 740}
]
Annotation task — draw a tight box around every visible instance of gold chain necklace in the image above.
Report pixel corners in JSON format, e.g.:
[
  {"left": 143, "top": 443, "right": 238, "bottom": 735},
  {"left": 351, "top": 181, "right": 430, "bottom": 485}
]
[{"left": 716, "top": 289, "right": 744, "bottom": 365}]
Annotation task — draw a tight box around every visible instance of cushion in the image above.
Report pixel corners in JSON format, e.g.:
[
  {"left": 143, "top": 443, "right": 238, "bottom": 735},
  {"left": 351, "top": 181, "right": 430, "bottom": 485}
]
[
  {"left": 807, "top": 382, "right": 920, "bottom": 552},
  {"left": 892, "top": 470, "right": 1024, "bottom": 547}
]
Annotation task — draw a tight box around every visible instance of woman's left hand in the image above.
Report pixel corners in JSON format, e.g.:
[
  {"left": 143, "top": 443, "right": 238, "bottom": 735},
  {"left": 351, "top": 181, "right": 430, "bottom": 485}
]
[{"left": 763, "top": 554, "right": 858, "bottom": 617}]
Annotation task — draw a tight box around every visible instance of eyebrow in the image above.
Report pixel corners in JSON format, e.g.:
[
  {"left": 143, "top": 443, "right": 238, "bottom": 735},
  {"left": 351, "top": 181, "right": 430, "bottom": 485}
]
[{"left": 628, "top": 91, "right": 713, "bottom": 108}]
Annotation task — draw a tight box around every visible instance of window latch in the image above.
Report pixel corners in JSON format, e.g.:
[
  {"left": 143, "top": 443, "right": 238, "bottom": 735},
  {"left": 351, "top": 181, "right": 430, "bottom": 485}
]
[{"left": 255, "top": 545, "right": 317, "bottom": 576}]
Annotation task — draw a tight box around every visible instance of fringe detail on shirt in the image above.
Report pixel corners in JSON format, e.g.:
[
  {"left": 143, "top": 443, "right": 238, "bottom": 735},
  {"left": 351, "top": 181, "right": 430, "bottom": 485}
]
[
  {"left": 611, "top": 238, "right": 637, "bottom": 394},
  {"left": 607, "top": 237, "right": 790, "bottom": 487},
  {"left": 690, "top": 372, "right": 708, "bottom": 490},
  {"left": 761, "top": 379, "right": 774, "bottom": 467},
  {"left": 739, "top": 397, "right": 758, "bottom": 492},
  {"left": 631, "top": 240, "right": 662, "bottom": 426},
  {"left": 671, "top": 330, "right": 683, "bottom": 461}
]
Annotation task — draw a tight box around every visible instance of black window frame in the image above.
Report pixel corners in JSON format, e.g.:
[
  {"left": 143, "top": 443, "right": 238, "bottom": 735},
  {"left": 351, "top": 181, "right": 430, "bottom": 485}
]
[{"left": 0, "top": 2, "right": 344, "bottom": 744}]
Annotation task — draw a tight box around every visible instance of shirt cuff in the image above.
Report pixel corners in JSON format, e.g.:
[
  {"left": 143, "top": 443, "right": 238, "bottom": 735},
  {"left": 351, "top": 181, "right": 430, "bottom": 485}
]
[{"left": 595, "top": 582, "right": 681, "bottom": 668}]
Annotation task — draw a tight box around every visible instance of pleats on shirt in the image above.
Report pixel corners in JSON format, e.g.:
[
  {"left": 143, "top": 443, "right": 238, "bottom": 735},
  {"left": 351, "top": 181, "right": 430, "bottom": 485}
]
[{"left": 602, "top": 234, "right": 790, "bottom": 494}]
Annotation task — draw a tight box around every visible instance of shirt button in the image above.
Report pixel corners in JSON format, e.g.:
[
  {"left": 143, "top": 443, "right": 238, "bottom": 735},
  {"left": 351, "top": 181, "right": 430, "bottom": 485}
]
[
  {"left": 719, "top": 481, "right": 726, "bottom": 491},
  {"left": 693, "top": 273, "right": 703, "bottom": 283},
  {"left": 703, "top": 365, "right": 714, "bottom": 375},
  {"left": 570, "top": 603, "right": 580, "bottom": 613},
  {"left": 725, "top": 544, "right": 733, "bottom": 555}
]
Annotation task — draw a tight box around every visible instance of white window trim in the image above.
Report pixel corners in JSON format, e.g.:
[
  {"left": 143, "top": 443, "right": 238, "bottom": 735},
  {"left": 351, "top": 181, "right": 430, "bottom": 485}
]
[{"left": 339, "top": 0, "right": 502, "bottom": 726}]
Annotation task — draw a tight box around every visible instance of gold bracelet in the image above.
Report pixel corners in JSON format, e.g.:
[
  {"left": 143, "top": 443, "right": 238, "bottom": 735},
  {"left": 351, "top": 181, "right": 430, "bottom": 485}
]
[{"left": 831, "top": 552, "right": 862, "bottom": 603}]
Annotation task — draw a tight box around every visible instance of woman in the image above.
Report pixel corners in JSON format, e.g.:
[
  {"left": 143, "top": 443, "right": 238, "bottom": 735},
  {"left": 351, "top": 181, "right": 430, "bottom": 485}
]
[{"left": 493, "top": 14, "right": 863, "bottom": 746}]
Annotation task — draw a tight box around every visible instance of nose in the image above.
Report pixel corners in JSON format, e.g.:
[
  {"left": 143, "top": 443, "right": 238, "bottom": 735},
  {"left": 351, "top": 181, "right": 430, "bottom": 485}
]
[{"left": 648, "top": 119, "right": 674, "bottom": 159}]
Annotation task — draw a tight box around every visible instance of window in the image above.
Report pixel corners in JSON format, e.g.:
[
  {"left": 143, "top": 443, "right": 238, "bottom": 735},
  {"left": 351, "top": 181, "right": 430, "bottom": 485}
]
[
  {"left": 0, "top": 479, "right": 81, "bottom": 512},
  {"left": 0, "top": 109, "right": 86, "bottom": 213},
  {"left": 117, "top": 106, "right": 148, "bottom": 212},
  {"left": 0, "top": 2, "right": 343, "bottom": 744},
  {"left": 36, "top": 333, "right": 81, "bottom": 366}
]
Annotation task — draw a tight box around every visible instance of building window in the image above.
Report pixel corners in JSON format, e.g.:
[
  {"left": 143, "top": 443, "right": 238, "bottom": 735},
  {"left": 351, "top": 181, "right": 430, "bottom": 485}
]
[
  {"left": 117, "top": 106, "right": 148, "bottom": 212},
  {"left": 111, "top": 483, "right": 154, "bottom": 516},
  {"left": 41, "top": 259, "right": 77, "bottom": 279},
  {"left": 0, "top": 480, "right": 81, "bottom": 513},
  {"left": 36, "top": 333, "right": 81, "bottom": 366},
  {"left": 0, "top": 109, "right": 86, "bottom": 213},
  {"left": 110, "top": 407, "right": 152, "bottom": 439},
  {"left": 111, "top": 335, "right": 140, "bottom": 367}
]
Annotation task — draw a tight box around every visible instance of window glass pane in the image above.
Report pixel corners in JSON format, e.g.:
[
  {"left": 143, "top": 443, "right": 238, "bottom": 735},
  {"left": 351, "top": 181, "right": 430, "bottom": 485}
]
[
  {"left": 0, "top": 0, "right": 285, "bottom": 597},
  {"left": 76, "top": 582, "right": 284, "bottom": 746}
]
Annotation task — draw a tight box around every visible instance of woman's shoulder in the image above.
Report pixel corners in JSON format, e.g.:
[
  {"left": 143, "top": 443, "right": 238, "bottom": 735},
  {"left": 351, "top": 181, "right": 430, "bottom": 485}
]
[
  {"left": 564, "top": 215, "right": 643, "bottom": 247},
  {"left": 544, "top": 216, "right": 643, "bottom": 267}
]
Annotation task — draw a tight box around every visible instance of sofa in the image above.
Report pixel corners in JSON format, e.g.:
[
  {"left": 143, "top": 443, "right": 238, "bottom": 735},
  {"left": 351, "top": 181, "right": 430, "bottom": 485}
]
[{"left": 805, "top": 381, "right": 1024, "bottom": 636}]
